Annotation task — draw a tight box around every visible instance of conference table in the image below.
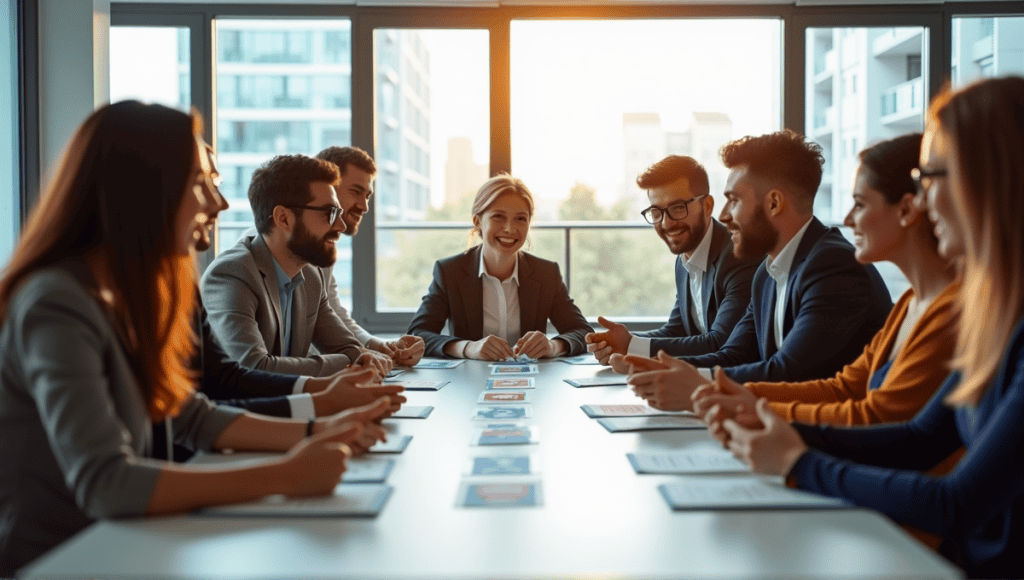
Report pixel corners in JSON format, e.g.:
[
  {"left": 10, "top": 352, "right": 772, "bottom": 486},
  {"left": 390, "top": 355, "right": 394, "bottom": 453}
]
[{"left": 23, "top": 358, "right": 962, "bottom": 579}]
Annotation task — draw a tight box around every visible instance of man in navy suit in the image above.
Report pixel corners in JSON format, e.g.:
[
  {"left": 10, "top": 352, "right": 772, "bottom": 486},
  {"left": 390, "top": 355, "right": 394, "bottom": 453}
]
[
  {"left": 585, "top": 155, "right": 760, "bottom": 368},
  {"left": 627, "top": 130, "right": 893, "bottom": 412}
]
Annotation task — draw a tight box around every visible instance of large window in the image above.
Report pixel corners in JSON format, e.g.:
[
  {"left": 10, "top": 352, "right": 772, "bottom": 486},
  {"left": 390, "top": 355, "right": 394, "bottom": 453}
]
[
  {"left": 951, "top": 16, "right": 1024, "bottom": 87},
  {"left": 215, "top": 19, "right": 354, "bottom": 308},
  {"left": 511, "top": 19, "right": 781, "bottom": 318},
  {"left": 373, "top": 29, "right": 490, "bottom": 312},
  {"left": 110, "top": 26, "right": 191, "bottom": 110},
  {"left": 1, "top": 0, "right": 17, "bottom": 264}
]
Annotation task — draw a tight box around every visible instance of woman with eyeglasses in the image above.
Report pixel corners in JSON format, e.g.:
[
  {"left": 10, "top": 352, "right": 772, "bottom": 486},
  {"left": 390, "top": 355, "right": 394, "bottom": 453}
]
[
  {"left": 704, "top": 76, "right": 1024, "bottom": 578},
  {"left": 408, "top": 174, "right": 593, "bottom": 361},
  {"left": 690, "top": 133, "right": 960, "bottom": 428},
  {"left": 0, "top": 102, "right": 389, "bottom": 575}
]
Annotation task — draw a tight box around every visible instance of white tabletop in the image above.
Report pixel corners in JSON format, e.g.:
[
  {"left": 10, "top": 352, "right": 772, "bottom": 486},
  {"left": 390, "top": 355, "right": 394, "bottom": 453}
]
[{"left": 23, "top": 359, "right": 963, "bottom": 579}]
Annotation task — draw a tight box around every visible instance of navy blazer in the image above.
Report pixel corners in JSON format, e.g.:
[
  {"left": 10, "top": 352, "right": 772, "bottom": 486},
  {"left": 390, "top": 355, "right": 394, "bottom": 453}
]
[
  {"left": 408, "top": 246, "right": 594, "bottom": 358},
  {"left": 683, "top": 217, "right": 893, "bottom": 383},
  {"left": 635, "top": 220, "right": 760, "bottom": 356}
]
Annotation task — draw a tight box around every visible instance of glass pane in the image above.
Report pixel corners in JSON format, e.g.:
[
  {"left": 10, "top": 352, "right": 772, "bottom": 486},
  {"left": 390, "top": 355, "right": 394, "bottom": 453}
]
[
  {"left": 951, "top": 16, "right": 1024, "bottom": 87},
  {"left": 215, "top": 19, "right": 353, "bottom": 308},
  {"left": 373, "top": 29, "right": 490, "bottom": 311},
  {"left": 110, "top": 27, "right": 190, "bottom": 110},
  {"left": 512, "top": 19, "right": 781, "bottom": 319},
  {"left": 1, "top": 0, "right": 17, "bottom": 264}
]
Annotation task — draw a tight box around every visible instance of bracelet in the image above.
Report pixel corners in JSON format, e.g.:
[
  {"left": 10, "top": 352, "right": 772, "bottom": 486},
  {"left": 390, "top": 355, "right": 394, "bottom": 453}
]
[
  {"left": 306, "top": 419, "right": 316, "bottom": 438},
  {"left": 459, "top": 340, "right": 470, "bottom": 359}
]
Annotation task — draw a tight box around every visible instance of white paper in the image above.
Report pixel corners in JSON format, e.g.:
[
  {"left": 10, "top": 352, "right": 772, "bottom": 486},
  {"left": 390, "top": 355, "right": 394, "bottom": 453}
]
[
  {"left": 628, "top": 451, "right": 749, "bottom": 474},
  {"left": 659, "top": 478, "right": 851, "bottom": 510},
  {"left": 597, "top": 416, "right": 707, "bottom": 432},
  {"left": 581, "top": 404, "right": 695, "bottom": 417},
  {"left": 199, "top": 484, "right": 392, "bottom": 516}
]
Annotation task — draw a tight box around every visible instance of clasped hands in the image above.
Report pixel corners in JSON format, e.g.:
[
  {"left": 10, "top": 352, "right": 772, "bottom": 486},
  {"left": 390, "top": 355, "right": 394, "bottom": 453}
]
[
  {"left": 305, "top": 365, "right": 407, "bottom": 416},
  {"left": 623, "top": 352, "right": 807, "bottom": 477},
  {"left": 366, "top": 334, "right": 425, "bottom": 367},
  {"left": 463, "top": 331, "right": 564, "bottom": 361}
]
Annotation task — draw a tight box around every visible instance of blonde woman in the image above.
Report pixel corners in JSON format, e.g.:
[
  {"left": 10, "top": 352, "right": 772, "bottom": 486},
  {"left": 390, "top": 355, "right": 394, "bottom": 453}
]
[
  {"left": 408, "top": 174, "right": 592, "bottom": 360},
  {"left": 705, "top": 76, "right": 1024, "bottom": 578}
]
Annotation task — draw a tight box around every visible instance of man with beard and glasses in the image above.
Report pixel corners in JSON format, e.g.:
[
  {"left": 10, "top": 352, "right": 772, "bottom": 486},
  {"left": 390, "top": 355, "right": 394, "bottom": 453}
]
[
  {"left": 201, "top": 154, "right": 393, "bottom": 382},
  {"left": 315, "top": 146, "right": 425, "bottom": 367},
  {"left": 585, "top": 155, "right": 760, "bottom": 370},
  {"left": 625, "top": 130, "right": 893, "bottom": 412}
]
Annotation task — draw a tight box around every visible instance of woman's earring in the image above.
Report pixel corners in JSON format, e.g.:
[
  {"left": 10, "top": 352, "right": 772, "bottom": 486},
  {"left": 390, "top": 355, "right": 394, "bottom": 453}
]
[{"left": 900, "top": 219, "right": 909, "bottom": 227}]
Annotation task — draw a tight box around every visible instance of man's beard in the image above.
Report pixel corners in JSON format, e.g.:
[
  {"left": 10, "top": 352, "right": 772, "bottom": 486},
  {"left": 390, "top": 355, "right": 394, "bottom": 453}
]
[
  {"left": 287, "top": 219, "right": 338, "bottom": 268},
  {"left": 660, "top": 213, "right": 708, "bottom": 256},
  {"left": 731, "top": 205, "right": 777, "bottom": 259}
]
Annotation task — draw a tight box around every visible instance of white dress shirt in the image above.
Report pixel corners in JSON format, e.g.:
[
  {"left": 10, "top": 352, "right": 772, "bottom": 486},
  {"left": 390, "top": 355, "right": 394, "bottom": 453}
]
[
  {"left": 480, "top": 251, "right": 522, "bottom": 346},
  {"left": 765, "top": 217, "right": 814, "bottom": 349},
  {"left": 629, "top": 222, "right": 715, "bottom": 356}
]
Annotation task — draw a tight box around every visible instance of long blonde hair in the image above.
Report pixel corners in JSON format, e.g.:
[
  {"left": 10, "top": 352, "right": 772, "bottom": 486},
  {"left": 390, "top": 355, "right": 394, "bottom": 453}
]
[{"left": 935, "top": 77, "right": 1024, "bottom": 406}]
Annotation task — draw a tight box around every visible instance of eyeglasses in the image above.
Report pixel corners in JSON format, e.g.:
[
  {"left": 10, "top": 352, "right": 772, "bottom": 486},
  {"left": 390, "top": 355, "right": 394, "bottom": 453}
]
[
  {"left": 285, "top": 205, "right": 343, "bottom": 226},
  {"left": 640, "top": 194, "right": 709, "bottom": 225},
  {"left": 911, "top": 167, "right": 948, "bottom": 195}
]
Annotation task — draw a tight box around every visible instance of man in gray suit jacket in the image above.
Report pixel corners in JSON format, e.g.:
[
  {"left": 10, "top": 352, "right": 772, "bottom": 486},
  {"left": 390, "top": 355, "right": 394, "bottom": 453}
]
[{"left": 202, "top": 154, "right": 389, "bottom": 377}]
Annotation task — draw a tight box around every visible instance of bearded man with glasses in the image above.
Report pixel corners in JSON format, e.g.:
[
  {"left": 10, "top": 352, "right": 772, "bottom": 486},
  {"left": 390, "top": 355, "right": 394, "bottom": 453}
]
[{"left": 587, "top": 155, "right": 761, "bottom": 371}]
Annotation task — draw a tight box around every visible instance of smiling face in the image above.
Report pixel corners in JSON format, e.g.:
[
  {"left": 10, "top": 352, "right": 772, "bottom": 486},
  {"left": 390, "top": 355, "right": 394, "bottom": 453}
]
[
  {"left": 337, "top": 166, "right": 374, "bottom": 236},
  {"left": 720, "top": 165, "right": 777, "bottom": 260},
  {"left": 475, "top": 192, "right": 531, "bottom": 259},
  {"left": 842, "top": 166, "right": 905, "bottom": 264},
  {"left": 192, "top": 144, "right": 230, "bottom": 253},
  {"left": 921, "top": 125, "right": 966, "bottom": 259},
  {"left": 174, "top": 142, "right": 207, "bottom": 256},
  {"left": 647, "top": 177, "right": 710, "bottom": 257},
  {"left": 286, "top": 181, "right": 345, "bottom": 268}
]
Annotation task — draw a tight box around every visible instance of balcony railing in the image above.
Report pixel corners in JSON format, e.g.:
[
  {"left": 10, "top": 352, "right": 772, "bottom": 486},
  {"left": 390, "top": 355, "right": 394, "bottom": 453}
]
[{"left": 880, "top": 77, "right": 923, "bottom": 119}]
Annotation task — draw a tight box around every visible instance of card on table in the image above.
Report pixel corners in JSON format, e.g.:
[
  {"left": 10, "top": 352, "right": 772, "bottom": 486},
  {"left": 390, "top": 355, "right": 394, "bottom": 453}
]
[
  {"left": 580, "top": 404, "right": 695, "bottom": 418},
  {"left": 341, "top": 457, "right": 396, "bottom": 483},
  {"left": 473, "top": 424, "right": 538, "bottom": 445},
  {"left": 466, "top": 455, "right": 539, "bottom": 476},
  {"left": 390, "top": 405, "right": 433, "bottom": 419},
  {"left": 564, "top": 376, "right": 628, "bottom": 388},
  {"left": 383, "top": 380, "right": 448, "bottom": 391},
  {"left": 490, "top": 364, "right": 539, "bottom": 375},
  {"left": 658, "top": 478, "right": 852, "bottom": 510},
  {"left": 458, "top": 482, "right": 542, "bottom": 507},
  {"left": 472, "top": 405, "right": 532, "bottom": 420},
  {"left": 478, "top": 390, "right": 532, "bottom": 404},
  {"left": 558, "top": 354, "right": 601, "bottom": 365},
  {"left": 368, "top": 434, "right": 412, "bottom": 453},
  {"left": 486, "top": 377, "right": 535, "bottom": 389},
  {"left": 596, "top": 416, "right": 707, "bottom": 432},
  {"left": 414, "top": 359, "right": 465, "bottom": 369},
  {"left": 199, "top": 484, "right": 393, "bottom": 517},
  {"left": 627, "top": 451, "right": 749, "bottom": 475},
  {"left": 385, "top": 368, "right": 407, "bottom": 379}
]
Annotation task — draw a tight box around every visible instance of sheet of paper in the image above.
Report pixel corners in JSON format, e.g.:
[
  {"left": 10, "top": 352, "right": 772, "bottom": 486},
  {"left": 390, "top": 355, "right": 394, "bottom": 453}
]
[
  {"left": 581, "top": 404, "right": 695, "bottom": 418},
  {"left": 627, "top": 451, "right": 749, "bottom": 474},
  {"left": 199, "top": 484, "right": 392, "bottom": 517},
  {"left": 478, "top": 390, "right": 532, "bottom": 404},
  {"left": 390, "top": 405, "right": 433, "bottom": 419},
  {"left": 472, "top": 405, "right": 532, "bottom": 420},
  {"left": 383, "top": 380, "right": 448, "bottom": 391},
  {"left": 413, "top": 359, "right": 465, "bottom": 369},
  {"left": 486, "top": 377, "right": 535, "bottom": 389},
  {"left": 658, "top": 478, "right": 852, "bottom": 510},
  {"left": 458, "top": 482, "right": 542, "bottom": 507},
  {"left": 368, "top": 435, "right": 412, "bottom": 453},
  {"left": 342, "top": 457, "right": 396, "bottom": 483},
  {"left": 564, "top": 376, "right": 628, "bottom": 388},
  {"left": 597, "top": 416, "right": 707, "bottom": 432}
]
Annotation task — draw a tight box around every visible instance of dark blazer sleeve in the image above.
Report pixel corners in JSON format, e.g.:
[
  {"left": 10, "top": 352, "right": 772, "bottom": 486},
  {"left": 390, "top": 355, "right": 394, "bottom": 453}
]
[
  {"left": 649, "top": 253, "right": 758, "bottom": 357},
  {"left": 543, "top": 262, "right": 593, "bottom": 356},
  {"left": 407, "top": 259, "right": 462, "bottom": 358}
]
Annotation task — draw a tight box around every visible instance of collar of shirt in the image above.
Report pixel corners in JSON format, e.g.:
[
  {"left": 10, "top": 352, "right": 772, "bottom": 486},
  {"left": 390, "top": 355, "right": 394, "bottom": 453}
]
[
  {"left": 478, "top": 248, "right": 520, "bottom": 286},
  {"left": 681, "top": 219, "right": 716, "bottom": 276},
  {"left": 272, "top": 257, "right": 304, "bottom": 295},
  {"left": 765, "top": 217, "right": 814, "bottom": 285}
]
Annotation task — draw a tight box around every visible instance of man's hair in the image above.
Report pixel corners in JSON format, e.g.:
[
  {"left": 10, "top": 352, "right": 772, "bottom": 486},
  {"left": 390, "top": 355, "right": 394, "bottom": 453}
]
[
  {"left": 315, "top": 146, "right": 377, "bottom": 177},
  {"left": 720, "top": 130, "right": 825, "bottom": 209},
  {"left": 249, "top": 154, "right": 340, "bottom": 235},
  {"left": 636, "top": 155, "right": 710, "bottom": 197}
]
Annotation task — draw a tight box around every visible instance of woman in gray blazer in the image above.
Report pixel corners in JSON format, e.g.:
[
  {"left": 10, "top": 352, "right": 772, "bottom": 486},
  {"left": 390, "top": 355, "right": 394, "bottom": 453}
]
[
  {"left": 408, "top": 174, "right": 592, "bottom": 360},
  {"left": 0, "top": 102, "right": 389, "bottom": 576}
]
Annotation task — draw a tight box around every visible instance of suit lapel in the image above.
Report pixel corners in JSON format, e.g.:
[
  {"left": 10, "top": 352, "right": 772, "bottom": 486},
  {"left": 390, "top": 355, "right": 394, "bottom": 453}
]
[
  {"left": 459, "top": 246, "right": 485, "bottom": 340},
  {"left": 678, "top": 256, "right": 696, "bottom": 335},
  {"left": 760, "top": 278, "right": 777, "bottom": 358},
  {"left": 518, "top": 254, "right": 538, "bottom": 333},
  {"left": 780, "top": 217, "right": 827, "bottom": 339},
  {"left": 251, "top": 235, "right": 285, "bottom": 354}
]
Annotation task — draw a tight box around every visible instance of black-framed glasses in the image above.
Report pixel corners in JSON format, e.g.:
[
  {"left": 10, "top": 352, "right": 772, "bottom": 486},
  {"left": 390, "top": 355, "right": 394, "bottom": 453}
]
[
  {"left": 640, "top": 194, "right": 709, "bottom": 225},
  {"left": 284, "top": 205, "right": 343, "bottom": 226},
  {"left": 911, "top": 167, "right": 947, "bottom": 195}
]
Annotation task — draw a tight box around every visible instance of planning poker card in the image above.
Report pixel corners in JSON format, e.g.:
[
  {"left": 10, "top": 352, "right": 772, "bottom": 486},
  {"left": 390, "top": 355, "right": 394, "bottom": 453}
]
[
  {"left": 478, "top": 390, "right": 532, "bottom": 404},
  {"left": 486, "top": 377, "right": 536, "bottom": 390},
  {"left": 466, "top": 455, "right": 538, "bottom": 476},
  {"left": 472, "top": 405, "right": 533, "bottom": 420},
  {"left": 385, "top": 368, "right": 407, "bottom": 379},
  {"left": 473, "top": 424, "right": 539, "bottom": 445},
  {"left": 389, "top": 405, "right": 433, "bottom": 419},
  {"left": 414, "top": 359, "right": 465, "bottom": 369},
  {"left": 458, "top": 482, "right": 543, "bottom": 508},
  {"left": 558, "top": 354, "right": 601, "bottom": 365},
  {"left": 341, "top": 457, "right": 396, "bottom": 483},
  {"left": 490, "top": 364, "right": 539, "bottom": 375},
  {"left": 367, "top": 435, "right": 413, "bottom": 453}
]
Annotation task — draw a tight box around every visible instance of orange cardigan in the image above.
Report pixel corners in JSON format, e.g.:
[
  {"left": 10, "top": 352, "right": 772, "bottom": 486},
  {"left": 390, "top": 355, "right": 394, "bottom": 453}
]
[{"left": 746, "top": 281, "right": 960, "bottom": 425}]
